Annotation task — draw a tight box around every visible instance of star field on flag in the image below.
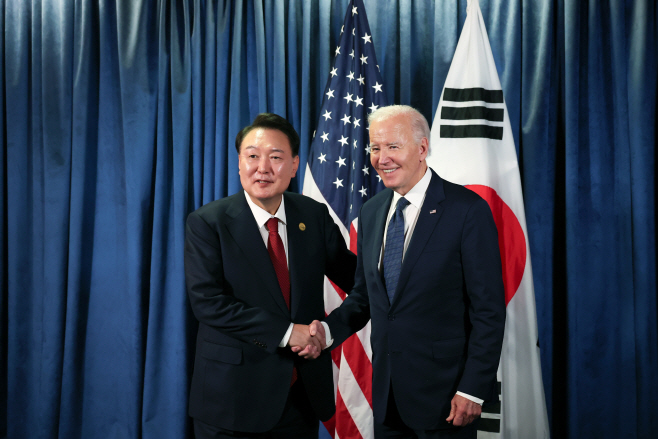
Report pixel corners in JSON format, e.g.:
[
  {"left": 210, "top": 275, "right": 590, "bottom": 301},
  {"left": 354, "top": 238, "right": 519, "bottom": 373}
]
[
  {"left": 303, "top": 2, "right": 389, "bottom": 438},
  {"left": 307, "top": 0, "right": 388, "bottom": 228}
]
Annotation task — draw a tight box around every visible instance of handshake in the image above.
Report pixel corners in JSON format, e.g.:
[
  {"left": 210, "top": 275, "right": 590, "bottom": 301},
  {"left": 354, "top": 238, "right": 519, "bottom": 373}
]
[{"left": 287, "top": 320, "right": 327, "bottom": 360}]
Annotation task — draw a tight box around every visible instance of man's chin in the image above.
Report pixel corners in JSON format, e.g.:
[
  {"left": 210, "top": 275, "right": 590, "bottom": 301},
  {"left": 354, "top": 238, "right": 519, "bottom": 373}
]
[
  {"left": 379, "top": 176, "right": 397, "bottom": 189},
  {"left": 250, "top": 191, "right": 273, "bottom": 201},
  {"left": 246, "top": 190, "right": 284, "bottom": 207}
]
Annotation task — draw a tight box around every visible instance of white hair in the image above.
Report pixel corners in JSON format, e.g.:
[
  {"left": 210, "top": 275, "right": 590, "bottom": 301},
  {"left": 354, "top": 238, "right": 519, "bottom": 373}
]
[{"left": 367, "top": 105, "right": 431, "bottom": 145}]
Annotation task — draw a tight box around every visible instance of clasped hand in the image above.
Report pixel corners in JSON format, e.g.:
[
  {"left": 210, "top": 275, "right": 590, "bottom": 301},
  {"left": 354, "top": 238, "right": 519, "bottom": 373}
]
[{"left": 287, "top": 320, "right": 326, "bottom": 360}]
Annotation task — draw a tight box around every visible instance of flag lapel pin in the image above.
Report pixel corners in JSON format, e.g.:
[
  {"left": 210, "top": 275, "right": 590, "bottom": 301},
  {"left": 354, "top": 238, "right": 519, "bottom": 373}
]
[{"left": 429, "top": 209, "right": 436, "bottom": 214}]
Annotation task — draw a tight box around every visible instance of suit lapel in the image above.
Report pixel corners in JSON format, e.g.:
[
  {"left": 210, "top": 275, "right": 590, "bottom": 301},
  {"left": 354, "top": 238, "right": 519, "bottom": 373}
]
[
  {"left": 284, "top": 194, "right": 305, "bottom": 318},
  {"left": 391, "top": 171, "right": 446, "bottom": 309},
  {"left": 370, "top": 190, "right": 394, "bottom": 300},
  {"left": 225, "top": 192, "right": 290, "bottom": 316}
]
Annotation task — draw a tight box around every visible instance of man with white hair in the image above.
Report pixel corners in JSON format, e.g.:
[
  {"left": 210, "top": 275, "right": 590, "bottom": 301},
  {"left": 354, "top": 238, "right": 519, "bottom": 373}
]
[{"left": 311, "top": 105, "right": 506, "bottom": 438}]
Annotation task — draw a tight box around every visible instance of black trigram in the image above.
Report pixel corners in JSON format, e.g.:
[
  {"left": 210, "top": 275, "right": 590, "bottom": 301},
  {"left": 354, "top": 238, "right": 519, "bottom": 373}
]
[
  {"left": 440, "top": 87, "right": 504, "bottom": 140},
  {"left": 478, "top": 380, "right": 502, "bottom": 434}
]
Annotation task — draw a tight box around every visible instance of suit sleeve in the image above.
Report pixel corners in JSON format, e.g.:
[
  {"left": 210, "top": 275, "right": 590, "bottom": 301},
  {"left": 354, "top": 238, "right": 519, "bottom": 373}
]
[
  {"left": 324, "top": 208, "right": 372, "bottom": 347},
  {"left": 457, "top": 197, "right": 506, "bottom": 400},
  {"left": 321, "top": 204, "right": 357, "bottom": 294},
  {"left": 184, "top": 211, "right": 291, "bottom": 354}
]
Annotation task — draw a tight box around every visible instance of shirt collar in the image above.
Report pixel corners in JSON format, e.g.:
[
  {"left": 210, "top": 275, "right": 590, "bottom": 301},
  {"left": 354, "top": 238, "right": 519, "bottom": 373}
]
[
  {"left": 391, "top": 167, "right": 432, "bottom": 209},
  {"left": 244, "top": 191, "right": 287, "bottom": 228}
]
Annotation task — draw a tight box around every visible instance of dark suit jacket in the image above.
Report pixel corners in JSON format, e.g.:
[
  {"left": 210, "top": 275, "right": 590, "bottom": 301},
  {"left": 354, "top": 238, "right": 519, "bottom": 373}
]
[
  {"left": 184, "top": 191, "right": 356, "bottom": 433},
  {"left": 324, "top": 169, "right": 505, "bottom": 430}
]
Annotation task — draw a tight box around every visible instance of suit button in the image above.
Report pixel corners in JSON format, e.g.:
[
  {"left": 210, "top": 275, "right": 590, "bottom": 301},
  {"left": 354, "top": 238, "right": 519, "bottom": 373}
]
[{"left": 388, "top": 314, "right": 395, "bottom": 321}]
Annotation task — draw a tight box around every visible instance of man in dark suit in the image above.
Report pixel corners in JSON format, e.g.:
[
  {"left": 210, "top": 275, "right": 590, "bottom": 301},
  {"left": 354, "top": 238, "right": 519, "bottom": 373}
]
[
  {"left": 310, "top": 105, "right": 506, "bottom": 438},
  {"left": 185, "top": 113, "right": 356, "bottom": 438}
]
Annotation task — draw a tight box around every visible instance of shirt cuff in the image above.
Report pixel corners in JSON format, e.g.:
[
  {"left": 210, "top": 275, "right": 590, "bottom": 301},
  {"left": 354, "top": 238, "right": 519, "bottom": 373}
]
[
  {"left": 279, "top": 323, "right": 294, "bottom": 347},
  {"left": 321, "top": 322, "right": 333, "bottom": 349},
  {"left": 456, "top": 391, "right": 483, "bottom": 405}
]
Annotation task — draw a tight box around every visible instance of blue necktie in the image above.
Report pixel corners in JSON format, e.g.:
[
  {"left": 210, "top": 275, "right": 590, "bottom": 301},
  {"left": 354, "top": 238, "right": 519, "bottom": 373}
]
[{"left": 383, "top": 197, "right": 410, "bottom": 303}]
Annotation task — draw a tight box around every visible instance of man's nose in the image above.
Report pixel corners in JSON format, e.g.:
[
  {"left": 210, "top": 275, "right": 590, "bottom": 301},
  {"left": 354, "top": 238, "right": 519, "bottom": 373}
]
[{"left": 258, "top": 157, "right": 271, "bottom": 173}]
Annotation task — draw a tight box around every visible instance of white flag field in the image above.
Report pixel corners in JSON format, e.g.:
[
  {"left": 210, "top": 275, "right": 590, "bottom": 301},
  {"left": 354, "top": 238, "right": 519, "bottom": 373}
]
[{"left": 427, "top": 0, "right": 550, "bottom": 438}]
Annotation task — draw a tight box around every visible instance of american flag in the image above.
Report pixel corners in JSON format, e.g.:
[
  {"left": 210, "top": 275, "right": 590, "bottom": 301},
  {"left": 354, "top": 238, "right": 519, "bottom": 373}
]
[{"left": 302, "top": 0, "right": 388, "bottom": 438}]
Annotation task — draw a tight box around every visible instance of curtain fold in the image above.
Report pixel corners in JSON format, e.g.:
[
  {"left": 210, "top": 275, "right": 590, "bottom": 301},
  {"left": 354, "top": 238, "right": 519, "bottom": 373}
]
[
  {"left": 518, "top": 0, "right": 559, "bottom": 430},
  {"left": 0, "top": 0, "right": 6, "bottom": 434},
  {"left": 1, "top": 1, "right": 656, "bottom": 438},
  {"left": 627, "top": 2, "right": 658, "bottom": 438}
]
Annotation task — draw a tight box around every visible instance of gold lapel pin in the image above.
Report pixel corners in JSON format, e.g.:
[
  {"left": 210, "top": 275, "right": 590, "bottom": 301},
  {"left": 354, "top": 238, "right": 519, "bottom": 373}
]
[{"left": 299, "top": 223, "right": 306, "bottom": 231}]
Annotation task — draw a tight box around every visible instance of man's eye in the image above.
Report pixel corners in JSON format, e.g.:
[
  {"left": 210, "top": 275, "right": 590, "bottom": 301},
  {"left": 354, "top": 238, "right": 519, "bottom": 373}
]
[{"left": 249, "top": 154, "right": 258, "bottom": 159}]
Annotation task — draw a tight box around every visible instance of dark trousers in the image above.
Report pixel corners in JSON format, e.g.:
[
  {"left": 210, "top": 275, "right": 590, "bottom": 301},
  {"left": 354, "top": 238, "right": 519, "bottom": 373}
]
[
  {"left": 193, "top": 380, "right": 319, "bottom": 439},
  {"left": 375, "top": 386, "right": 477, "bottom": 439}
]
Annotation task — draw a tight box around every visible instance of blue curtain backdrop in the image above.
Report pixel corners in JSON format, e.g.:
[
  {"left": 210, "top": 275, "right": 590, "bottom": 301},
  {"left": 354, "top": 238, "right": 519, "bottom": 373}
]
[{"left": 1, "top": 0, "right": 656, "bottom": 438}]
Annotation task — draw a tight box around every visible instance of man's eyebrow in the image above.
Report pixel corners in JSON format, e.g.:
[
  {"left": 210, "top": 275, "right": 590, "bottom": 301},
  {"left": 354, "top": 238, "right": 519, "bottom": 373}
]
[{"left": 370, "top": 142, "right": 398, "bottom": 146}]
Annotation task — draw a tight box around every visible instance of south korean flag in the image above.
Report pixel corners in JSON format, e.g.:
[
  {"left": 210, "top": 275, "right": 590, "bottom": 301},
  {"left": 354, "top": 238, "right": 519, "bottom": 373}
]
[{"left": 428, "top": 1, "right": 551, "bottom": 438}]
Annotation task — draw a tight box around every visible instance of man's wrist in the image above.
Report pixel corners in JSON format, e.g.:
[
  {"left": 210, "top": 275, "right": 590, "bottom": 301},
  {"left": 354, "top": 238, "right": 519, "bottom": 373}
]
[
  {"left": 456, "top": 391, "right": 483, "bottom": 405},
  {"left": 279, "top": 323, "right": 294, "bottom": 347},
  {"left": 320, "top": 322, "right": 333, "bottom": 348}
]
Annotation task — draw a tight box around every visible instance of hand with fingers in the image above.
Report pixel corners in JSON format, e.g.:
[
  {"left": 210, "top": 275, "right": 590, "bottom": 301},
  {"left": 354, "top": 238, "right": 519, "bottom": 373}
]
[
  {"left": 446, "top": 393, "right": 482, "bottom": 426},
  {"left": 288, "top": 323, "right": 325, "bottom": 359},
  {"left": 290, "top": 320, "right": 326, "bottom": 359}
]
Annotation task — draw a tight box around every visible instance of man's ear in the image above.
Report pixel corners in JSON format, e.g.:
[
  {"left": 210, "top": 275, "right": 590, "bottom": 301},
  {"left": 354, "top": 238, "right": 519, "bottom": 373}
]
[
  {"left": 419, "top": 137, "right": 429, "bottom": 161},
  {"left": 291, "top": 155, "right": 300, "bottom": 177}
]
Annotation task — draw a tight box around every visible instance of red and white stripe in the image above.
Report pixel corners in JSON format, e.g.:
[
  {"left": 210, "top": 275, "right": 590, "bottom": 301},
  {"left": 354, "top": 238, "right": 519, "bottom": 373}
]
[{"left": 303, "top": 166, "right": 375, "bottom": 439}]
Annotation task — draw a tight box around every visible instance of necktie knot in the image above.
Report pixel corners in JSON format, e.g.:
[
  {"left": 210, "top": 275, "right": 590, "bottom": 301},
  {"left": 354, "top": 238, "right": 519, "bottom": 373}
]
[
  {"left": 395, "top": 197, "right": 410, "bottom": 213},
  {"left": 266, "top": 217, "right": 279, "bottom": 233}
]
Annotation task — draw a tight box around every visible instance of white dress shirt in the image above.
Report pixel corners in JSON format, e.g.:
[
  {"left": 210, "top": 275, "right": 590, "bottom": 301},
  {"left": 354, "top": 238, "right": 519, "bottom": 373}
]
[{"left": 245, "top": 191, "right": 290, "bottom": 263}]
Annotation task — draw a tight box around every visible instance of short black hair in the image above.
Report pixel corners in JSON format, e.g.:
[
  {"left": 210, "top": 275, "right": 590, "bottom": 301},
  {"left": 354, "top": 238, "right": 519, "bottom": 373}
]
[{"left": 235, "top": 113, "right": 300, "bottom": 157}]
